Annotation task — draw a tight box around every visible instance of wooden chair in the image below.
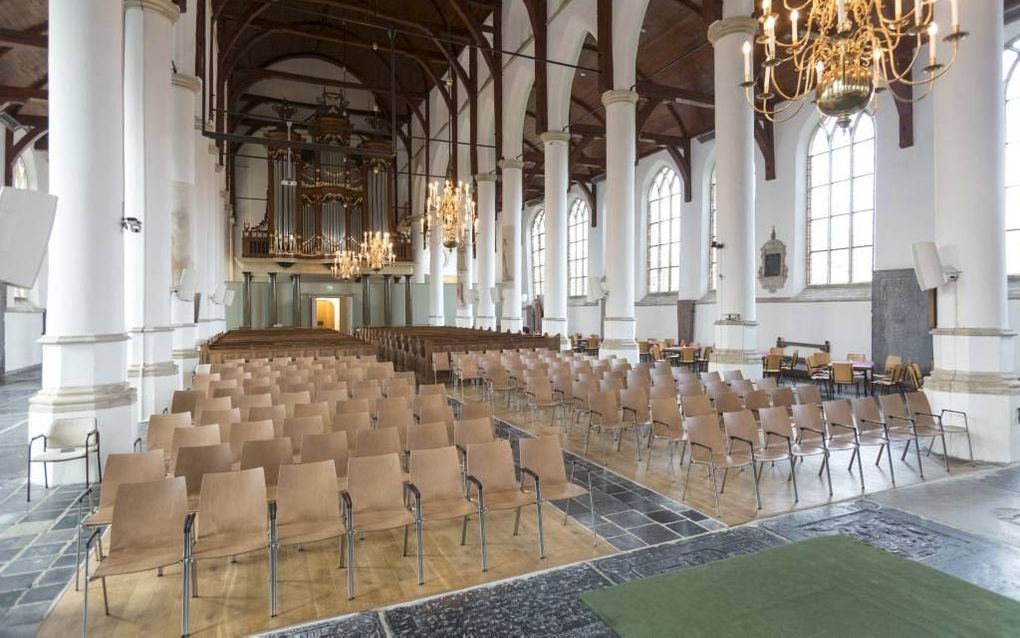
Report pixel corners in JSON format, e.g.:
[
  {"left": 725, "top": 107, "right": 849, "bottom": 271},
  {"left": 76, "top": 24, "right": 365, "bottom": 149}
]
[
  {"left": 458, "top": 401, "right": 492, "bottom": 421},
  {"left": 239, "top": 438, "right": 293, "bottom": 499},
  {"left": 871, "top": 364, "right": 905, "bottom": 395},
  {"left": 198, "top": 407, "right": 241, "bottom": 444},
  {"left": 759, "top": 406, "right": 827, "bottom": 499},
  {"left": 82, "top": 478, "right": 188, "bottom": 636},
  {"left": 681, "top": 414, "right": 760, "bottom": 517},
  {"left": 520, "top": 435, "right": 595, "bottom": 545},
  {"left": 228, "top": 420, "right": 275, "bottom": 464},
  {"left": 333, "top": 412, "right": 371, "bottom": 444},
  {"left": 169, "top": 425, "right": 221, "bottom": 473},
  {"left": 649, "top": 397, "right": 686, "bottom": 477},
  {"left": 294, "top": 401, "right": 333, "bottom": 431},
  {"left": 879, "top": 393, "right": 926, "bottom": 479},
  {"left": 283, "top": 416, "right": 326, "bottom": 456},
  {"left": 586, "top": 389, "right": 641, "bottom": 463},
  {"left": 406, "top": 422, "right": 450, "bottom": 457},
  {"left": 137, "top": 412, "right": 191, "bottom": 464},
  {"left": 713, "top": 391, "right": 743, "bottom": 416},
  {"left": 792, "top": 403, "right": 855, "bottom": 496},
  {"left": 170, "top": 390, "right": 204, "bottom": 419},
  {"left": 724, "top": 409, "right": 797, "bottom": 502},
  {"left": 193, "top": 396, "right": 231, "bottom": 425},
  {"left": 344, "top": 453, "right": 417, "bottom": 598},
  {"left": 173, "top": 442, "right": 233, "bottom": 513},
  {"left": 184, "top": 468, "right": 269, "bottom": 633},
  {"left": 762, "top": 354, "right": 783, "bottom": 383},
  {"left": 453, "top": 418, "right": 495, "bottom": 462},
  {"left": 238, "top": 393, "right": 273, "bottom": 421},
  {"left": 768, "top": 386, "right": 797, "bottom": 414},
  {"left": 271, "top": 461, "right": 346, "bottom": 612},
  {"left": 300, "top": 431, "right": 350, "bottom": 488},
  {"left": 466, "top": 440, "right": 544, "bottom": 559},
  {"left": 354, "top": 427, "right": 402, "bottom": 458},
  {"left": 279, "top": 390, "right": 312, "bottom": 417},
  {"left": 795, "top": 384, "right": 822, "bottom": 406},
  {"left": 849, "top": 397, "right": 902, "bottom": 485},
  {"left": 904, "top": 391, "right": 974, "bottom": 470},
  {"left": 248, "top": 405, "right": 287, "bottom": 437},
  {"left": 681, "top": 394, "right": 714, "bottom": 418}
]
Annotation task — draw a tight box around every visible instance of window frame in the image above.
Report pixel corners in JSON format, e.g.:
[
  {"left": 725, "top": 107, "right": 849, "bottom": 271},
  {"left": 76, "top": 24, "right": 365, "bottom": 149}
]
[
  {"left": 646, "top": 166, "right": 683, "bottom": 294},
  {"left": 806, "top": 112, "right": 876, "bottom": 286},
  {"left": 530, "top": 209, "right": 546, "bottom": 298},
  {"left": 567, "top": 198, "right": 589, "bottom": 297}
]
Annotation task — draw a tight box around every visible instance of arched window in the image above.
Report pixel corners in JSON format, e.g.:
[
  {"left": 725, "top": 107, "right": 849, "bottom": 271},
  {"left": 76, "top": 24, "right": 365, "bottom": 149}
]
[
  {"left": 12, "top": 156, "right": 28, "bottom": 190},
  {"left": 647, "top": 166, "right": 682, "bottom": 293},
  {"left": 708, "top": 166, "right": 718, "bottom": 291},
  {"left": 1006, "top": 39, "right": 1020, "bottom": 274},
  {"left": 530, "top": 209, "right": 546, "bottom": 297},
  {"left": 807, "top": 113, "right": 875, "bottom": 285},
  {"left": 568, "top": 199, "right": 589, "bottom": 296}
]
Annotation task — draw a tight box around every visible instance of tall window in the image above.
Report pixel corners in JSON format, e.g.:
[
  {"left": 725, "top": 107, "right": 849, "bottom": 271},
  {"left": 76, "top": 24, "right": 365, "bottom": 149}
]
[
  {"left": 807, "top": 113, "right": 875, "bottom": 285},
  {"left": 708, "top": 167, "right": 718, "bottom": 290},
  {"left": 568, "top": 199, "right": 589, "bottom": 296},
  {"left": 530, "top": 209, "right": 546, "bottom": 297},
  {"left": 1006, "top": 39, "right": 1020, "bottom": 274},
  {"left": 647, "top": 166, "right": 682, "bottom": 293}
]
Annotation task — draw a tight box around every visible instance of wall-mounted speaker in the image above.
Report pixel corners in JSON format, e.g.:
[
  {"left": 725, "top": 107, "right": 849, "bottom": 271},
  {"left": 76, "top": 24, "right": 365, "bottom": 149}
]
[
  {"left": 489, "top": 286, "right": 499, "bottom": 305},
  {"left": 223, "top": 289, "right": 236, "bottom": 307},
  {"left": 0, "top": 187, "right": 57, "bottom": 289},
  {"left": 911, "top": 242, "right": 947, "bottom": 291}
]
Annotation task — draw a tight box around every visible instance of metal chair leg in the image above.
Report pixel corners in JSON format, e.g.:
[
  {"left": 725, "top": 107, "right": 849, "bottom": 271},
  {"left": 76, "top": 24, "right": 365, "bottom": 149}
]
[
  {"left": 822, "top": 453, "right": 833, "bottom": 496},
  {"left": 415, "top": 519, "right": 424, "bottom": 585},
  {"left": 535, "top": 500, "right": 545, "bottom": 560},
  {"left": 855, "top": 446, "right": 865, "bottom": 492},
  {"left": 750, "top": 463, "right": 762, "bottom": 510},
  {"left": 478, "top": 508, "right": 488, "bottom": 572},
  {"left": 789, "top": 457, "right": 799, "bottom": 502},
  {"left": 709, "top": 466, "right": 721, "bottom": 517},
  {"left": 513, "top": 507, "right": 521, "bottom": 535}
]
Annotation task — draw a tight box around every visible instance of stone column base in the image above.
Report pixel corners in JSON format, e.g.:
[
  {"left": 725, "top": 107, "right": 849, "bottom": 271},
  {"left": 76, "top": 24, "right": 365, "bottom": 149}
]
[
  {"left": 925, "top": 329, "right": 1020, "bottom": 463},
  {"left": 455, "top": 313, "right": 474, "bottom": 328},
  {"left": 429, "top": 315, "right": 445, "bottom": 327},
  {"left": 543, "top": 317, "right": 571, "bottom": 351},
  {"left": 127, "top": 327, "right": 178, "bottom": 418},
  {"left": 710, "top": 319, "right": 762, "bottom": 376},
  {"left": 475, "top": 315, "right": 496, "bottom": 330},
  {"left": 29, "top": 382, "right": 137, "bottom": 485},
  {"left": 501, "top": 316, "right": 522, "bottom": 332},
  {"left": 601, "top": 317, "right": 638, "bottom": 362}
]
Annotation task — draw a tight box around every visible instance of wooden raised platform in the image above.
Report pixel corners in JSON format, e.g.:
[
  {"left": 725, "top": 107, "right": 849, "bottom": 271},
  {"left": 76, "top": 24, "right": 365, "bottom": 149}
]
[
  {"left": 362, "top": 327, "right": 559, "bottom": 380},
  {"left": 201, "top": 328, "right": 376, "bottom": 364}
]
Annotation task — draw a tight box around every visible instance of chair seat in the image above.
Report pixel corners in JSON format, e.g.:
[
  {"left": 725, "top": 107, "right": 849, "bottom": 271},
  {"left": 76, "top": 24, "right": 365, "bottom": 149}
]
[
  {"left": 885, "top": 427, "right": 918, "bottom": 442},
  {"left": 352, "top": 507, "right": 415, "bottom": 533},
  {"left": 857, "top": 433, "right": 890, "bottom": 447},
  {"left": 192, "top": 532, "right": 266, "bottom": 561},
  {"left": 480, "top": 488, "right": 536, "bottom": 511},
  {"left": 754, "top": 446, "right": 791, "bottom": 462},
  {"left": 32, "top": 446, "right": 94, "bottom": 463},
  {"left": 277, "top": 519, "right": 345, "bottom": 547},
  {"left": 788, "top": 442, "right": 827, "bottom": 458},
  {"left": 691, "top": 451, "right": 754, "bottom": 469},
  {"left": 420, "top": 497, "right": 477, "bottom": 521},
  {"left": 529, "top": 401, "right": 559, "bottom": 409},
  {"left": 533, "top": 481, "right": 588, "bottom": 502},
  {"left": 83, "top": 506, "right": 114, "bottom": 528},
  {"left": 93, "top": 546, "right": 182, "bottom": 579},
  {"left": 916, "top": 424, "right": 968, "bottom": 437}
]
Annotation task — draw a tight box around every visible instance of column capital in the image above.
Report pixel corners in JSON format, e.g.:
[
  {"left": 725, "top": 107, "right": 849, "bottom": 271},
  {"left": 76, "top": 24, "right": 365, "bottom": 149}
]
[
  {"left": 540, "top": 131, "right": 572, "bottom": 144},
  {"left": 601, "top": 89, "right": 639, "bottom": 107},
  {"left": 172, "top": 73, "right": 202, "bottom": 94},
  {"left": 498, "top": 158, "right": 524, "bottom": 171},
  {"left": 474, "top": 171, "right": 498, "bottom": 183},
  {"left": 123, "top": 0, "right": 181, "bottom": 22},
  {"left": 707, "top": 16, "right": 758, "bottom": 45}
]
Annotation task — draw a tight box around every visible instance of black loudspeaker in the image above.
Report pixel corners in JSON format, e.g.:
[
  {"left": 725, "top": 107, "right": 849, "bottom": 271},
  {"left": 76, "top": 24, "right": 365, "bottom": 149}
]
[{"left": 0, "top": 187, "right": 57, "bottom": 289}]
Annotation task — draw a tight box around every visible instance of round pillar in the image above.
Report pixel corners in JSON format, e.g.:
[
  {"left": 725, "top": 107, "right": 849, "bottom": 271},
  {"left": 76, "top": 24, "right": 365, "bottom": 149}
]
[
  {"left": 541, "top": 131, "right": 571, "bottom": 350},
  {"left": 474, "top": 172, "right": 497, "bottom": 329},
  {"left": 499, "top": 158, "right": 525, "bottom": 332}
]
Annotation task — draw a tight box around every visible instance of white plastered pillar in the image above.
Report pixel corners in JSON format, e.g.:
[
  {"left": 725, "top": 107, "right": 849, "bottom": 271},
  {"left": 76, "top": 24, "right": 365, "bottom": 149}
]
[
  {"left": 474, "top": 172, "right": 498, "bottom": 329},
  {"left": 541, "top": 131, "right": 571, "bottom": 350},
  {"left": 499, "top": 158, "right": 525, "bottom": 332}
]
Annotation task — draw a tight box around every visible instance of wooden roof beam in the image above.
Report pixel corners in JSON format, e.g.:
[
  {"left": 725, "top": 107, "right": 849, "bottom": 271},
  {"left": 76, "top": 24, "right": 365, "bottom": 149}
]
[{"left": 0, "top": 28, "right": 47, "bottom": 49}]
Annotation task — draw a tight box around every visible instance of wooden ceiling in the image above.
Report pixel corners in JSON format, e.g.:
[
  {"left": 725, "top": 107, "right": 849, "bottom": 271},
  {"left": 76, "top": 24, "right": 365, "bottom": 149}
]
[{"left": 3, "top": 0, "right": 1020, "bottom": 203}]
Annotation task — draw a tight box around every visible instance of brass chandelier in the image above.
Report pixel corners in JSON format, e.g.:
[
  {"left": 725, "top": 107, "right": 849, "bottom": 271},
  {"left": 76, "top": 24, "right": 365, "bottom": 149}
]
[
  {"left": 423, "top": 179, "right": 475, "bottom": 250},
  {"left": 331, "top": 236, "right": 362, "bottom": 280},
  {"left": 359, "top": 230, "right": 396, "bottom": 272},
  {"left": 741, "top": 0, "right": 965, "bottom": 126}
]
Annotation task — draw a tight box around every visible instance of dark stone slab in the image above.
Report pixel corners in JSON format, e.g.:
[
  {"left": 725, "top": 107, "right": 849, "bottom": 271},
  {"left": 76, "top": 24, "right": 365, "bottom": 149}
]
[
  {"left": 872, "top": 268, "right": 933, "bottom": 378},
  {"left": 0, "top": 572, "right": 37, "bottom": 592},
  {"left": 603, "top": 510, "right": 653, "bottom": 530},
  {"left": 3, "top": 555, "right": 54, "bottom": 575},
  {"left": 761, "top": 499, "right": 1020, "bottom": 602},
  {"left": 383, "top": 563, "right": 612, "bottom": 637},
  {"left": 665, "top": 519, "right": 709, "bottom": 537},
  {"left": 644, "top": 509, "right": 684, "bottom": 525},
  {"left": 593, "top": 526, "right": 787, "bottom": 585},
  {"left": 17, "top": 582, "right": 65, "bottom": 604}
]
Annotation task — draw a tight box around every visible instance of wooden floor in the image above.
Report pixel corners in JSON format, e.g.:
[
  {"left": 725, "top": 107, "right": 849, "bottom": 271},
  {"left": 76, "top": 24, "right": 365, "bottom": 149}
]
[
  {"left": 478, "top": 385, "right": 979, "bottom": 527},
  {"left": 40, "top": 498, "right": 608, "bottom": 637}
]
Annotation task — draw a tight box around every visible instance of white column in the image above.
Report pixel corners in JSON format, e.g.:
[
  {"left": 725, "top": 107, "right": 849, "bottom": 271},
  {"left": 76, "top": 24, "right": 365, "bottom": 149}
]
[
  {"left": 455, "top": 230, "right": 475, "bottom": 327},
  {"left": 193, "top": 130, "right": 212, "bottom": 344},
  {"left": 707, "top": 14, "right": 760, "bottom": 376},
  {"left": 211, "top": 150, "right": 228, "bottom": 335},
  {"left": 411, "top": 215, "right": 426, "bottom": 284},
  {"left": 170, "top": 73, "right": 201, "bottom": 388},
  {"left": 927, "top": 0, "right": 1020, "bottom": 463},
  {"left": 541, "top": 131, "right": 571, "bottom": 349},
  {"left": 600, "top": 91, "right": 639, "bottom": 362},
  {"left": 499, "top": 158, "right": 524, "bottom": 332},
  {"left": 474, "top": 172, "right": 497, "bottom": 329},
  {"left": 123, "top": 0, "right": 180, "bottom": 422},
  {"left": 30, "top": 0, "right": 136, "bottom": 484},
  {"left": 428, "top": 211, "right": 445, "bottom": 326}
]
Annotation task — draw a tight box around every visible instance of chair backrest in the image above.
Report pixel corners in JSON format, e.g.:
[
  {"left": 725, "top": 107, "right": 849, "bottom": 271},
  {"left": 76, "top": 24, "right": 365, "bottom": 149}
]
[
  {"left": 850, "top": 396, "right": 883, "bottom": 430},
  {"left": 375, "top": 397, "right": 409, "bottom": 415},
  {"left": 333, "top": 411, "right": 371, "bottom": 439},
  {"left": 414, "top": 393, "right": 446, "bottom": 416},
  {"left": 466, "top": 439, "right": 518, "bottom": 492},
  {"left": 336, "top": 398, "right": 371, "bottom": 416},
  {"left": 679, "top": 382, "right": 705, "bottom": 398},
  {"left": 354, "top": 427, "right": 402, "bottom": 457},
  {"left": 108, "top": 477, "right": 187, "bottom": 558},
  {"left": 248, "top": 404, "right": 287, "bottom": 437},
  {"left": 519, "top": 435, "right": 569, "bottom": 487},
  {"left": 300, "top": 431, "right": 349, "bottom": 478},
  {"left": 228, "top": 420, "right": 275, "bottom": 462},
  {"left": 195, "top": 396, "right": 232, "bottom": 422},
  {"left": 277, "top": 461, "right": 340, "bottom": 530},
  {"left": 822, "top": 399, "right": 855, "bottom": 431},
  {"left": 681, "top": 394, "right": 713, "bottom": 417},
  {"left": 763, "top": 354, "right": 783, "bottom": 372},
  {"left": 723, "top": 370, "right": 744, "bottom": 382},
  {"left": 847, "top": 352, "right": 866, "bottom": 362},
  {"left": 769, "top": 387, "right": 796, "bottom": 409},
  {"left": 648, "top": 384, "right": 678, "bottom": 400},
  {"left": 409, "top": 446, "right": 465, "bottom": 504},
  {"left": 419, "top": 383, "right": 446, "bottom": 395},
  {"left": 174, "top": 442, "right": 233, "bottom": 496},
  {"left": 418, "top": 405, "right": 455, "bottom": 427},
  {"left": 730, "top": 379, "right": 754, "bottom": 397},
  {"left": 722, "top": 410, "right": 759, "bottom": 447},
  {"left": 459, "top": 401, "right": 492, "bottom": 420},
  {"left": 293, "top": 402, "right": 332, "bottom": 430},
  {"left": 146, "top": 412, "right": 192, "bottom": 455},
  {"left": 904, "top": 391, "right": 936, "bottom": 427},
  {"left": 384, "top": 385, "right": 415, "bottom": 408},
  {"left": 831, "top": 362, "right": 854, "bottom": 384},
  {"left": 884, "top": 355, "right": 903, "bottom": 374},
  {"left": 649, "top": 397, "right": 682, "bottom": 439},
  {"left": 283, "top": 416, "right": 325, "bottom": 454},
  {"left": 714, "top": 391, "right": 743, "bottom": 415},
  {"left": 196, "top": 467, "right": 267, "bottom": 539},
  {"left": 795, "top": 385, "right": 822, "bottom": 405},
  {"left": 743, "top": 389, "right": 772, "bottom": 412},
  {"left": 406, "top": 421, "right": 450, "bottom": 453},
  {"left": 170, "top": 424, "right": 221, "bottom": 469},
  {"left": 454, "top": 418, "right": 494, "bottom": 448},
  {"left": 170, "top": 390, "right": 205, "bottom": 417},
  {"left": 759, "top": 406, "right": 794, "bottom": 439},
  {"left": 791, "top": 404, "right": 826, "bottom": 441},
  {"left": 97, "top": 450, "right": 166, "bottom": 511},
  {"left": 238, "top": 393, "right": 273, "bottom": 420},
  {"left": 599, "top": 377, "right": 624, "bottom": 397},
  {"left": 621, "top": 387, "right": 650, "bottom": 421},
  {"left": 279, "top": 390, "right": 312, "bottom": 417},
  {"left": 198, "top": 407, "right": 241, "bottom": 443},
  {"left": 756, "top": 377, "right": 778, "bottom": 390},
  {"left": 347, "top": 453, "right": 405, "bottom": 516},
  {"left": 239, "top": 438, "right": 293, "bottom": 486},
  {"left": 377, "top": 407, "right": 415, "bottom": 431},
  {"left": 878, "top": 393, "right": 910, "bottom": 421},
  {"left": 685, "top": 414, "right": 724, "bottom": 460},
  {"left": 588, "top": 390, "right": 620, "bottom": 423}
]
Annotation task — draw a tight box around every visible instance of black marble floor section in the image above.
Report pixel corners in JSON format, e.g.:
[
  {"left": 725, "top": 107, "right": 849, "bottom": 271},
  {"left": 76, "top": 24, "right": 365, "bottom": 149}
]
[
  {"left": 449, "top": 395, "right": 726, "bottom": 551},
  {"left": 0, "top": 366, "right": 94, "bottom": 637}
]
